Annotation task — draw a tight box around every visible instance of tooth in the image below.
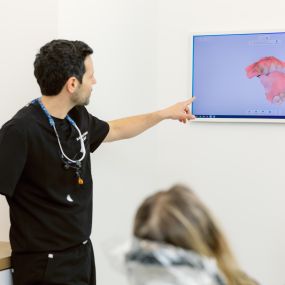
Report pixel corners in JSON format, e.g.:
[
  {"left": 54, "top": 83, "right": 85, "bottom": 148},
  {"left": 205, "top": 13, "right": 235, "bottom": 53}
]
[
  {"left": 273, "top": 95, "right": 282, "bottom": 104},
  {"left": 280, "top": 92, "right": 285, "bottom": 101},
  {"left": 263, "top": 66, "right": 269, "bottom": 74}
]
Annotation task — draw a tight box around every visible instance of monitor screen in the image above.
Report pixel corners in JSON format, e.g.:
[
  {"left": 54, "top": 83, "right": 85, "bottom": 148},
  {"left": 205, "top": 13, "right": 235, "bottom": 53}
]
[{"left": 192, "top": 32, "right": 285, "bottom": 121}]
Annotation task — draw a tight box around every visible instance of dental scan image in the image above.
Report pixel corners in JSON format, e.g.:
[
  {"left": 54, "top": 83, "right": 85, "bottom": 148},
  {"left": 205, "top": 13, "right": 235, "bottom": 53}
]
[{"left": 192, "top": 32, "right": 285, "bottom": 120}]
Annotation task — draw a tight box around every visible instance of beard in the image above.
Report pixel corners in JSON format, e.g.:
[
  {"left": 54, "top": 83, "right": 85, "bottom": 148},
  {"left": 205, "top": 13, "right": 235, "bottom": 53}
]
[{"left": 71, "top": 90, "right": 91, "bottom": 106}]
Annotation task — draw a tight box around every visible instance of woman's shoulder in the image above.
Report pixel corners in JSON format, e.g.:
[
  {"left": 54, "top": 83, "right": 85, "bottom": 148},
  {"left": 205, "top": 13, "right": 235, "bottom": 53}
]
[{"left": 126, "top": 238, "right": 226, "bottom": 285}]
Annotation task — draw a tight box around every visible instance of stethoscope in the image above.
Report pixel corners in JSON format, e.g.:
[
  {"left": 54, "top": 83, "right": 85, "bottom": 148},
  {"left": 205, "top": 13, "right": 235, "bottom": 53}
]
[{"left": 32, "top": 98, "right": 86, "bottom": 185}]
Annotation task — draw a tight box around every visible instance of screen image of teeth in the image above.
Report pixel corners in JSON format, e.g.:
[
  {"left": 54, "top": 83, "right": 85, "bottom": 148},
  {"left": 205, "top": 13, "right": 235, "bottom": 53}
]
[{"left": 193, "top": 33, "right": 285, "bottom": 117}]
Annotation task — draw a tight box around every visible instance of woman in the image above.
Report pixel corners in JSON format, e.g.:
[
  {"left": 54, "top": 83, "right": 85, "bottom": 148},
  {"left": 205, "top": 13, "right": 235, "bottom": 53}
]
[{"left": 125, "top": 184, "right": 258, "bottom": 285}]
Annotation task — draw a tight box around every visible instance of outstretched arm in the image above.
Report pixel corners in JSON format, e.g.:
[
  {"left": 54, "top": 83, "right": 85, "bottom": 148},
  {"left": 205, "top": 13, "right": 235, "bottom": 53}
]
[{"left": 104, "top": 98, "right": 195, "bottom": 142}]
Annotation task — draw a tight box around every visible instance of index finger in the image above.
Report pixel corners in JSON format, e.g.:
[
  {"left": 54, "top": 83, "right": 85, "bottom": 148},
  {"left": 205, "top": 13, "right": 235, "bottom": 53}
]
[{"left": 184, "top": 97, "right": 195, "bottom": 106}]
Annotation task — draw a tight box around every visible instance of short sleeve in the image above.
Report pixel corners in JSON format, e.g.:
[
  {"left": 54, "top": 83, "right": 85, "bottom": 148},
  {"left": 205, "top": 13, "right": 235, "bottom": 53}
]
[
  {"left": 88, "top": 113, "right": 109, "bottom": 153},
  {"left": 0, "top": 120, "right": 27, "bottom": 197}
]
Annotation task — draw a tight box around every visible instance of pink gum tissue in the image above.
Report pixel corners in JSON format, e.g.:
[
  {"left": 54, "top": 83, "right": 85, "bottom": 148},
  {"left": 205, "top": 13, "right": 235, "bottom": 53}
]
[
  {"left": 245, "top": 56, "right": 285, "bottom": 78},
  {"left": 246, "top": 56, "right": 285, "bottom": 103},
  {"left": 259, "top": 72, "right": 285, "bottom": 102}
]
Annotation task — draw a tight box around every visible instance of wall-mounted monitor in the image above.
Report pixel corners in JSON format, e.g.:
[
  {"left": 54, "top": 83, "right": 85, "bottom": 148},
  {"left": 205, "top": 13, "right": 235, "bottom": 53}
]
[{"left": 192, "top": 31, "right": 285, "bottom": 122}]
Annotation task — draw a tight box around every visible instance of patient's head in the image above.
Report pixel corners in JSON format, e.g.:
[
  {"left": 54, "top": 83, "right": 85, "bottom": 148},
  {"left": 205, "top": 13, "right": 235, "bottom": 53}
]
[
  {"left": 133, "top": 184, "right": 258, "bottom": 285},
  {"left": 134, "top": 184, "right": 228, "bottom": 258}
]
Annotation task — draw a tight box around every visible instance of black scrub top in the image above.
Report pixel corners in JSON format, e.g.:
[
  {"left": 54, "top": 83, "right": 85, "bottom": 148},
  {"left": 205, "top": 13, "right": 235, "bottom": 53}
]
[{"left": 0, "top": 101, "right": 109, "bottom": 253}]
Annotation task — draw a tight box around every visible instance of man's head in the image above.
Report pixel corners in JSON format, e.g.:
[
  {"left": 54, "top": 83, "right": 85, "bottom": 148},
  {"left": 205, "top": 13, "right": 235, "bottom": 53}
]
[{"left": 34, "top": 39, "right": 96, "bottom": 106}]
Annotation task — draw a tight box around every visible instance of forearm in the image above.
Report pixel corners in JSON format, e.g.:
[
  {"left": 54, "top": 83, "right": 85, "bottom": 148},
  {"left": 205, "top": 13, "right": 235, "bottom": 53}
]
[
  {"left": 106, "top": 110, "right": 167, "bottom": 142},
  {"left": 103, "top": 98, "right": 195, "bottom": 142}
]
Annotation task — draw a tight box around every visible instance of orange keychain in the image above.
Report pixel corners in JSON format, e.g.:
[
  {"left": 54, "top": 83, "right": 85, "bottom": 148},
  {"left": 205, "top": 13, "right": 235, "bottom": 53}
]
[{"left": 78, "top": 177, "right": 84, "bottom": 185}]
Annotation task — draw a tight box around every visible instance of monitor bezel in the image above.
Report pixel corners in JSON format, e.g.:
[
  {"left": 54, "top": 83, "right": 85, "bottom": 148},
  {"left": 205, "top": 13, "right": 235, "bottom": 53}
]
[{"left": 191, "top": 30, "right": 285, "bottom": 123}]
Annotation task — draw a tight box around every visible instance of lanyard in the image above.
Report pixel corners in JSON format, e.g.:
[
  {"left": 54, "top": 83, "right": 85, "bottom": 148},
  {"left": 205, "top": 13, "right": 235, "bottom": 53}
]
[{"left": 32, "top": 98, "right": 86, "bottom": 184}]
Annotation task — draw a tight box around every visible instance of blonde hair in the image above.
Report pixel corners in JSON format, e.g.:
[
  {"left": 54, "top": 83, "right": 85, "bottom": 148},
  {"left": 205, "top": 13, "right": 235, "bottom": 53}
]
[{"left": 134, "top": 184, "right": 257, "bottom": 285}]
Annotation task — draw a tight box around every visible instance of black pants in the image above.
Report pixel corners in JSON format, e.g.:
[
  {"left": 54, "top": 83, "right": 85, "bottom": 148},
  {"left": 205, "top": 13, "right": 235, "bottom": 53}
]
[{"left": 11, "top": 240, "right": 96, "bottom": 285}]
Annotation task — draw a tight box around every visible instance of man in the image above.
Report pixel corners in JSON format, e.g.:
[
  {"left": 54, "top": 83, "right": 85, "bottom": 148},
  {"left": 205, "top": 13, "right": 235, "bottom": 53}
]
[{"left": 0, "top": 39, "right": 195, "bottom": 285}]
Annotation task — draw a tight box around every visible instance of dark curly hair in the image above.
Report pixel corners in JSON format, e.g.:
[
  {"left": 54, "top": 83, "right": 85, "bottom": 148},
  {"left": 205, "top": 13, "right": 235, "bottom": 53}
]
[{"left": 34, "top": 39, "right": 93, "bottom": 95}]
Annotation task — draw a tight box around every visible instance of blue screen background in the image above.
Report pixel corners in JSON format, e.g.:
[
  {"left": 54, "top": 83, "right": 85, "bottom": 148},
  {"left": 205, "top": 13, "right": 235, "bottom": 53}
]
[{"left": 192, "top": 32, "right": 285, "bottom": 118}]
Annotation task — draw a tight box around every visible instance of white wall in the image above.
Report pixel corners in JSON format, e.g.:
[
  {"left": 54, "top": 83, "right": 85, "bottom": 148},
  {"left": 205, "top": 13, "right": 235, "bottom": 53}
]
[
  {"left": 0, "top": 1, "right": 284, "bottom": 285},
  {"left": 0, "top": 0, "right": 58, "bottom": 240},
  {"left": 0, "top": 269, "right": 12, "bottom": 285}
]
